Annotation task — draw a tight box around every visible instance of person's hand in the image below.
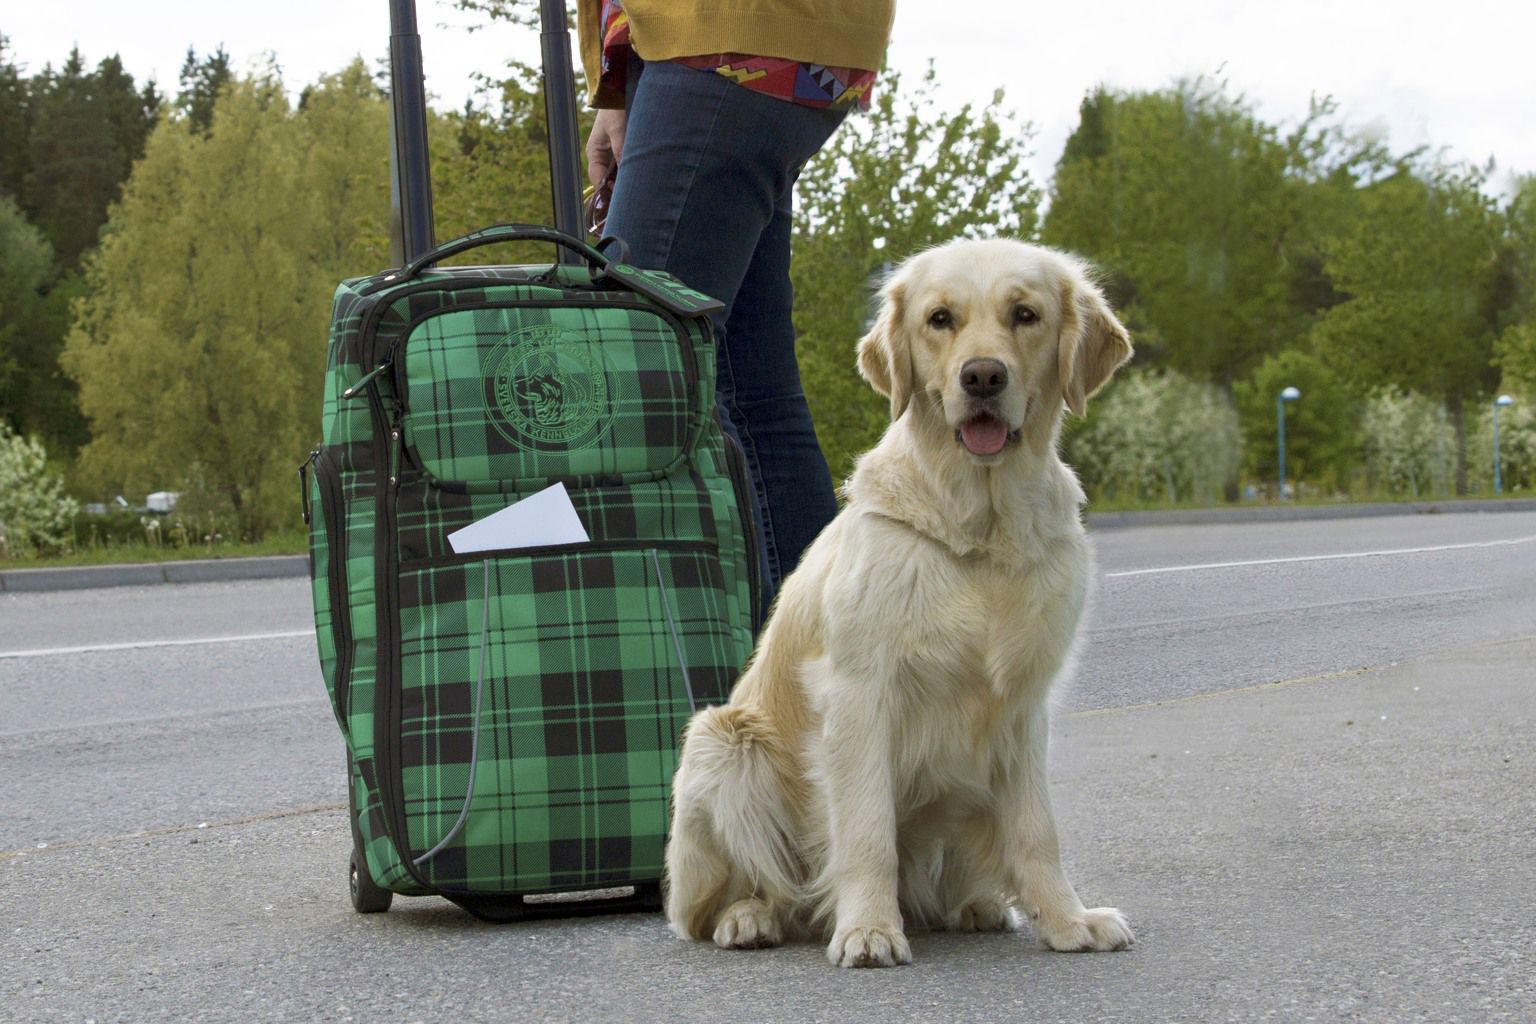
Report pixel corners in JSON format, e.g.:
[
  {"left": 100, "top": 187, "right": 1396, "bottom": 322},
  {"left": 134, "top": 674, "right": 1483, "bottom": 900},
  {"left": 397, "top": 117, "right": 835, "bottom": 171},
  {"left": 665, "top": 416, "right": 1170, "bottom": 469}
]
[{"left": 586, "top": 107, "right": 627, "bottom": 187}]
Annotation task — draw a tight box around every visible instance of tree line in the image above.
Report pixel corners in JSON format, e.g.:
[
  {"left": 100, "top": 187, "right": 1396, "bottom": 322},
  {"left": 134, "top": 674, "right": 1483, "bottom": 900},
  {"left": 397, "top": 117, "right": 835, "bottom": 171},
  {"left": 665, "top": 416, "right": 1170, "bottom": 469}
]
[
  {"left": 1, "top": 35, "right": 1533, "bottom": 551},
  {"left": 800, "top": 76, "right": 1535, "bottom": 502}
]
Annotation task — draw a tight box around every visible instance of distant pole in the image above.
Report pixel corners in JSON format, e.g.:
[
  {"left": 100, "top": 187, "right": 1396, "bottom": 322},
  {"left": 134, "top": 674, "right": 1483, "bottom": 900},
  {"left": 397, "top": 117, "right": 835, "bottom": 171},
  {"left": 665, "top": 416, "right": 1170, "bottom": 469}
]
[
  {"left": 1277, "top": 386, "right": 1300, "bottom": 500},
  {"left": 1494, "top": 394, "right": 1515, "bottom": 495}
]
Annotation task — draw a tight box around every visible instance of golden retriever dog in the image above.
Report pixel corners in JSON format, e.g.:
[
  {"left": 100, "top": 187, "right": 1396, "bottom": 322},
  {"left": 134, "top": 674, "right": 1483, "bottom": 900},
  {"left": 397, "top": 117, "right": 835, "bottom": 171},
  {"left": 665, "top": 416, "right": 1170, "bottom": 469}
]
[{"left": 665, "top": 238, "right": 1135, "bottom": 967}]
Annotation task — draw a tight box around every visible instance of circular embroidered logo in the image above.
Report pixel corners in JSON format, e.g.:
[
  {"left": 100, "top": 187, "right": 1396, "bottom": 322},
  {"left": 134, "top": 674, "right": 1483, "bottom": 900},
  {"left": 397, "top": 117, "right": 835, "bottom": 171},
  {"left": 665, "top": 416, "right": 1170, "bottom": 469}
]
[{"left": 483, "top": 325, "right": 615, "bottom": 451}]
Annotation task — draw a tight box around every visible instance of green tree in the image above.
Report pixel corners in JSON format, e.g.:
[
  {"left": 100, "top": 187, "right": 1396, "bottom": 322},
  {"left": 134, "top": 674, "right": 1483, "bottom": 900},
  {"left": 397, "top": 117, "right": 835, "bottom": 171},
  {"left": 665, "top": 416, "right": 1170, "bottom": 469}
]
[
  {"left": 0, "top": 35, "right": 31, "bottom": 200},
  {"left": 176, "top": 46, "right": 232, "bottom": 136},
  {"left": 1234, "top": 348, "right": 1360, "bottom": 493},
  {"left": 1496, "top": 323, "right": 1536, "bottom": 392},
  {"left": 23, "top": 49, "right": 158, "bottom": 269},
  {"left": 431, "top": 62, "right": 592, "bottom": 260},
  {"left": 65, "top": 65, "right": 391, "bottom": 538},
  {"left": 1044, "top": 81, "right": 1300, "bottom": 389},
  {"left": 1495, "top": 176, "right": 1536, "bottom": 389},
  {"left": 1310, "top": 166, "right": 1505, "bottom": 493},
  {"left": 0, "top": 195, "right": 83, "bottom": 449},
  {"left": 791, "top": 67, "right": 1041, "bottom": 478}
]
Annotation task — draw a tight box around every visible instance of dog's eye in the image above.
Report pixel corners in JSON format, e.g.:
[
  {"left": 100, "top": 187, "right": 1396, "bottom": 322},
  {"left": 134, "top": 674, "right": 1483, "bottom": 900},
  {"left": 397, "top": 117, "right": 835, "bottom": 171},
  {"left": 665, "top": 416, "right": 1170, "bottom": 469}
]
[
  {"left": 927, "top": 308, "right": 954, "bottom": 330},
  {"left": 1013, "top": 305, "right": 1040, "bottom": 326}
]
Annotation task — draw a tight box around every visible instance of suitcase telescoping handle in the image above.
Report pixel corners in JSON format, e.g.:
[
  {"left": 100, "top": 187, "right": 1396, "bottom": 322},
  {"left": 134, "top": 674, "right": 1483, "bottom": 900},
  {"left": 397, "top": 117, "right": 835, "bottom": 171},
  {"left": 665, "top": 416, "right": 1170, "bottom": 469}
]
[
  {"left": 388, "top": 0, "right": 587, "bottom": 266},
  {"left": 388, "top": 0, "right": 435, "bottom": 265},
  {"left": 539, "top": 0, "right": 587, "bottom": 253}
]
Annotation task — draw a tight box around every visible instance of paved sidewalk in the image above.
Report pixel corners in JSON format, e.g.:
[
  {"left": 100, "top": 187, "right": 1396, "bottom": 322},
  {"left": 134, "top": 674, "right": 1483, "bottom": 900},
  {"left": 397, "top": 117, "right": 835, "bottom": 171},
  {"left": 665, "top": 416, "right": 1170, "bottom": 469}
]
[{"left": 5, "top": 637, "right": 1531, "bottom": 1022}]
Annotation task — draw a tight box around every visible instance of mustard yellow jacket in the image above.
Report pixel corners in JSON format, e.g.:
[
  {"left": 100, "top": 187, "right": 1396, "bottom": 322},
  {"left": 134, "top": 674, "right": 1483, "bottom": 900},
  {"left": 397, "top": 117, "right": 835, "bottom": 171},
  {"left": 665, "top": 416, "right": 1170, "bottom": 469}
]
[{"left": 577, "top": 0, "right": 896, "bottom": 105}]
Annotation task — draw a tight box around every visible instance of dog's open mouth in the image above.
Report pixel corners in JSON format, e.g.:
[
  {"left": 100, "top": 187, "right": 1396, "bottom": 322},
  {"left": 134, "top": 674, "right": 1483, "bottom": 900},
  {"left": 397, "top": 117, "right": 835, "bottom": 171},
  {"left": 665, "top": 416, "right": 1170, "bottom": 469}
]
[{"left": 956, "top": 413, "right": 1017, "bottom": 456}]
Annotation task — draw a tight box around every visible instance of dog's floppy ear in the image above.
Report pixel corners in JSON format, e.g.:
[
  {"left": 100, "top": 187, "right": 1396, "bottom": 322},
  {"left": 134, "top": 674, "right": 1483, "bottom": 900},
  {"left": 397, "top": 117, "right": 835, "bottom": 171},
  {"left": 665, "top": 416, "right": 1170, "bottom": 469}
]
[
  {"left": 1058, "top": 274, "right": 1133, "bottom": 417},
  {"left": 857, "top": 278, "right": 913, "bottom": 420}
]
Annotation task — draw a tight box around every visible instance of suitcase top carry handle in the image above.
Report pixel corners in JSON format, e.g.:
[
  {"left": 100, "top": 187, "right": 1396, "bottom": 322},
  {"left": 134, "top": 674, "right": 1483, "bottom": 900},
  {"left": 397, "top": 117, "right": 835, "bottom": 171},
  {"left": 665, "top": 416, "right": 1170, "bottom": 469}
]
[
  {"left": 380, "top": 223, "right": 727, "bottom": 319},
  {"left": 397, "top": 223, "right": 610, "bottom": 280}
]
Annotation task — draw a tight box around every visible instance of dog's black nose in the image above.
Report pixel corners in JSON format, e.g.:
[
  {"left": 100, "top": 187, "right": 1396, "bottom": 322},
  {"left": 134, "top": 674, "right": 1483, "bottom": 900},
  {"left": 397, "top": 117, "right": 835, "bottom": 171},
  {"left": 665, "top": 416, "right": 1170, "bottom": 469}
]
[{"left": 960, "top": 359, "right": 1008, "bottom": 399}]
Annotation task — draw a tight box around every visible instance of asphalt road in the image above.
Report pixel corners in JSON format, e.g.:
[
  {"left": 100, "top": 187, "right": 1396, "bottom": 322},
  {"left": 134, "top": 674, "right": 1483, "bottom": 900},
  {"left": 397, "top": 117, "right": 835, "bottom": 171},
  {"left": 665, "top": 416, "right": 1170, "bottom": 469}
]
[{"left": 3, "top": 510, "right": 1533, "bottom": 1022}]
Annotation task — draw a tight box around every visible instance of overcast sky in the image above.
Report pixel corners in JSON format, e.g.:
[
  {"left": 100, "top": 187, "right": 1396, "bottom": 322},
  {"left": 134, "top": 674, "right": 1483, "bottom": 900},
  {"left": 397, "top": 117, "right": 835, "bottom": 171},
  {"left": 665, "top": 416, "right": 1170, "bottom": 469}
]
[{"left": 6, "top": 1, "right": 1533, "bottom": 197}]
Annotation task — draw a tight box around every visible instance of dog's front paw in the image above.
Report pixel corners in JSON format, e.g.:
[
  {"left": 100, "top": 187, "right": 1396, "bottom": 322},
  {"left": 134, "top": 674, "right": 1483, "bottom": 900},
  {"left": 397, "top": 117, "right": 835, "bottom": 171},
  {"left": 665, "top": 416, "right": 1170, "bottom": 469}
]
[
  {"left": 945, "top": 897, "right": 1018, "bottom": 933},
  {"left": 1036, "top": 906, "right": 1134, "bottom": 952},
  {"left": 828, "top": 924, "right": 912, "bottom": 968},
  {"left": 712, "top": 898, "right": 782, "bottom": 949}
]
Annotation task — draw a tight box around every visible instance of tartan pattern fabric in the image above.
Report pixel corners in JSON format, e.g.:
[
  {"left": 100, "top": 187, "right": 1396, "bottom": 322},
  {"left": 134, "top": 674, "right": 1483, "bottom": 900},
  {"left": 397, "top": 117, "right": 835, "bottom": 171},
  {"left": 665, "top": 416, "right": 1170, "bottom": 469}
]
[
  {"left": 307, "top": 256, "right": 755, "bottom": 900},
  {"left": 400, "top": 303, "right": 695, "bottom": 487},
  {"left": 397, "top": 548, "right": 737, "bottom": 889}
]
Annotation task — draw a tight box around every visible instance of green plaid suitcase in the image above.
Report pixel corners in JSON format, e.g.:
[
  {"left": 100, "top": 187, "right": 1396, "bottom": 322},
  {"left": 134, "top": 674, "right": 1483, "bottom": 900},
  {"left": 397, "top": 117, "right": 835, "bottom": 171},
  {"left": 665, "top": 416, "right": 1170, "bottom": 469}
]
[{"left": 302, "top": 224, "right": 759, "bottom": 917}]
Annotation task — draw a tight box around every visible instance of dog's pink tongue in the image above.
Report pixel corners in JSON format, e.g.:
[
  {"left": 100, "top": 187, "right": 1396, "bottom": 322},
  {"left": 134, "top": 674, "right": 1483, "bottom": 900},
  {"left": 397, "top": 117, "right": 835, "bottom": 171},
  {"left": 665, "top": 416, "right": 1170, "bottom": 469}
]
[{"left": 961, "top": 417, "right": 1009, "bottom": 455}]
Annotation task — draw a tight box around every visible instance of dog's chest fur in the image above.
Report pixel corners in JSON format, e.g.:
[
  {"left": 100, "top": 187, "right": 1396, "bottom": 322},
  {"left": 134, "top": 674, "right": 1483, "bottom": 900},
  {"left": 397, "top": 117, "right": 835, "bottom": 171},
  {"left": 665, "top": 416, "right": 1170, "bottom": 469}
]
[{"left": 815, "top": 507, "right": 1089, "bottom": 807}]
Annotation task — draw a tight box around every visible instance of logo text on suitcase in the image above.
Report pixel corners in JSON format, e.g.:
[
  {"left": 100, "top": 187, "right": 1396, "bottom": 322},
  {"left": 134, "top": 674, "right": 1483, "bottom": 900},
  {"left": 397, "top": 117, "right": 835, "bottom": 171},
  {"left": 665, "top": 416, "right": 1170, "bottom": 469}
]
[{"left": 484, "top": 325, "right": 616, "bottom": 451}]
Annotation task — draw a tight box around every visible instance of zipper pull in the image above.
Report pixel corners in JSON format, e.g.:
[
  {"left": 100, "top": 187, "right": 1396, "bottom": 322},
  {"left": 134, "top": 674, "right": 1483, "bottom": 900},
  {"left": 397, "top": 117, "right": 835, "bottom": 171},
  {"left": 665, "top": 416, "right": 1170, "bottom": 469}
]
[
  {"left": 389, "top": 426, "right": 402, "bottom": 489},
  {"left": 298, "top": 447, "right": 320, "bottom": 525},
  {"left": 342, "top": 361, "right": 392, "bottom": 400}
]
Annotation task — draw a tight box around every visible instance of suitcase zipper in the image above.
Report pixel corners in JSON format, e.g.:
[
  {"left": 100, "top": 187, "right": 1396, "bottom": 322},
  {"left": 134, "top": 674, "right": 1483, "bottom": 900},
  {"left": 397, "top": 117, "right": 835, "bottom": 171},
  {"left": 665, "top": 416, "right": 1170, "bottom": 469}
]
[
  {"left": 397, "top": 537, "right": 716, "bottom": 573},
  {"left": 308, "top": 446, "right": 355, "bottom": 736},
  {"left": 367, "top": 384, "right": 420, "bottom": 885}
]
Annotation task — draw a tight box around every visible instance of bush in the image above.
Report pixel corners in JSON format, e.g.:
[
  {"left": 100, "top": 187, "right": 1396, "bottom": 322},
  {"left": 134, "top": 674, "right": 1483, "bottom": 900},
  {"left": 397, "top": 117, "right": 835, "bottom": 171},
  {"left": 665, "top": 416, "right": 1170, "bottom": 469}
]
[
  {"left": 1465, "top": 393, "right": 1534, "bottom": 493},
  {"left": 1065, "top": 367, "right": 1242, "bottom": 504},
  {"left": 1359, "top": 389, "right": 1456, "bottom": 497},
  {"left": 0, "top": 423, "right": 79, "bottom": 557}
]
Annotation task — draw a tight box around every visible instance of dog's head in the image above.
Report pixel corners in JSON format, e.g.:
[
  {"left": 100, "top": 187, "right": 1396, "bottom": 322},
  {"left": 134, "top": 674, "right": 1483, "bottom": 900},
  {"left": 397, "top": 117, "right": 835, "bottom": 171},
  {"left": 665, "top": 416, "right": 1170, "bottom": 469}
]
[{"left": 858, "top": 239, "right": 1132, "bottom": 461}]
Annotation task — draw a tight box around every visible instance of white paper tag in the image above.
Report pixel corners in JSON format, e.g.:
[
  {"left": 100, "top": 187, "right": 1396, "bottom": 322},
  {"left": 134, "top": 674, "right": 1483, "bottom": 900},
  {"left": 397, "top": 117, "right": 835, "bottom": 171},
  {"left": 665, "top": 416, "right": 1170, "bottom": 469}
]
[{"left": 446, "top": 483, "right": 590, "bottom": 554}]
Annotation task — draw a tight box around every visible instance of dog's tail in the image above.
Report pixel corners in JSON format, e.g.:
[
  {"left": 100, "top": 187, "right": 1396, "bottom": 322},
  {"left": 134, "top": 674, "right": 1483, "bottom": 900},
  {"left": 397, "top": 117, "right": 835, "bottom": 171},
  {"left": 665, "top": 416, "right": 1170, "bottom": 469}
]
[{"left": 666, "top": 704, "right": 803, "bottom": 940}]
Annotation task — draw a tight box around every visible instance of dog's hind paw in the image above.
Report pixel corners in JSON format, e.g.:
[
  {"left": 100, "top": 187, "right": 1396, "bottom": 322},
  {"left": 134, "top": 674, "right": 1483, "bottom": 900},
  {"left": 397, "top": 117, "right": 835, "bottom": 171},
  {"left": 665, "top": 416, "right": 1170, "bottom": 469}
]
[
  {"left": 712, "top": 898, "right": 782, "bottom": 949},
  {"left": 828, "top": 924, "right": 912, "bottom": 968},
  {"left": 1036, "top": 906, "right": 1134, "bottom": 952},
  {"left": 944, "top": 898, "right": 1018, "bottom": 933}
]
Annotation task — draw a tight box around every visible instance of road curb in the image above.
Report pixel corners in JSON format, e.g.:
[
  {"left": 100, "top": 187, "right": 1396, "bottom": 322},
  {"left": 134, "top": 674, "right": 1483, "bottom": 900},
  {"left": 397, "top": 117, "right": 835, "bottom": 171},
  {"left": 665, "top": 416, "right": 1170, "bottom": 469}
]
[
  {"left": 4, "top": 499, "right": 1534, "bottom": 593},
  {"left": 0, "top": 555, "right": 308, "bottom": 593},
  {"left": 1084, "top": 497, "right": 1536, "bottom": 529}
]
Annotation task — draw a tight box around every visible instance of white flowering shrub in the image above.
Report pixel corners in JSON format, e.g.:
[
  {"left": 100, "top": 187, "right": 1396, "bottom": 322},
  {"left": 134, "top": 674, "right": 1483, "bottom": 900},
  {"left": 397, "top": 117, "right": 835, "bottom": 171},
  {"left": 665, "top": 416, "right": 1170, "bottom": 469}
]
[
  {"left": 1359, "top": 389, "right": 1457, "bottom": 498},
  {"left": 1065, "top": 368, "right": 1242, "bottom": 505},
  {"left": 0, "top": 423, "right": 78, "bottom": 557},
  {"left": 1465, "top": 394, "right": 1535, "bottom": 493}
]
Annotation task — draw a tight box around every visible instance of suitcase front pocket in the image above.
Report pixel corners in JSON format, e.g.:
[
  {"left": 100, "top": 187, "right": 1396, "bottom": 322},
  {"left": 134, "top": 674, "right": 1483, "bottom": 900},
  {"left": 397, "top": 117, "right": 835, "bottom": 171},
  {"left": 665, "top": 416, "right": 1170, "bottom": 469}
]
[
  {"left": 398, "top": 301, "right": 703, "bottom": 490},
  {"left": 392, "top": 545, "right": 738, "bottom": 893}
]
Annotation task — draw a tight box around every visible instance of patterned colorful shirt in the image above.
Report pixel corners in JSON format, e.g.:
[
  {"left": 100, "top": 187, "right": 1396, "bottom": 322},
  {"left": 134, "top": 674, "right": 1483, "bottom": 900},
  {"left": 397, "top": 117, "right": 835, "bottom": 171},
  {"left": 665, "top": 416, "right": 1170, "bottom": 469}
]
[{"left": 597, "top": 0, "right": 875, "bottom": 111}]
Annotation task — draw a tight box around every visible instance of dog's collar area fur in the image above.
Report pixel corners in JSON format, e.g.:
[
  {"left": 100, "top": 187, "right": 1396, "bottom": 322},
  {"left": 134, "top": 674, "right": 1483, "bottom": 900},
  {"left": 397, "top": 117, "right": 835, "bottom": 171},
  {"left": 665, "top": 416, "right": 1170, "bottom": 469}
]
[{"left": 849, "top": 403, "right": 1085, "bottom": 569}]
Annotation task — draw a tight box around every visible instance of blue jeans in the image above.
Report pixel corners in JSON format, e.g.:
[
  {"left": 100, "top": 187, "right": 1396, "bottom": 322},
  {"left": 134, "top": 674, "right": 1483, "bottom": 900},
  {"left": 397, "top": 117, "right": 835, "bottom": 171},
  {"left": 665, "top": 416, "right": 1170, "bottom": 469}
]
[{"left": 604, "top": 58, "right": 845, "bottom": 610}]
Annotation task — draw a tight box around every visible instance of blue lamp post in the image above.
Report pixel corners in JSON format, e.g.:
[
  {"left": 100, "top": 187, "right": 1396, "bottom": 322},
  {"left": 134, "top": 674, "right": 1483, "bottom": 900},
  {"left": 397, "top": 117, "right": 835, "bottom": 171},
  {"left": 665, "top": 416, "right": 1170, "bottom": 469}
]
[
  {"left": 1277, "top": 386, "right": 1301, "bottom": 500},
  {"left": 1493, "top": 394, "right": 1515, "bottom": 495}
]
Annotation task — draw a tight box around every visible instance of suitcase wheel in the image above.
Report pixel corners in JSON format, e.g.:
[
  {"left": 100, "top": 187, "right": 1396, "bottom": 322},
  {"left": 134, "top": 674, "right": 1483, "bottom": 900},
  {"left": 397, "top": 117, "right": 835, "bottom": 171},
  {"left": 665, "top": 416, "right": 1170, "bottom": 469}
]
[{"left": 349, "top": 849, "right": 393, "bottom": 914}]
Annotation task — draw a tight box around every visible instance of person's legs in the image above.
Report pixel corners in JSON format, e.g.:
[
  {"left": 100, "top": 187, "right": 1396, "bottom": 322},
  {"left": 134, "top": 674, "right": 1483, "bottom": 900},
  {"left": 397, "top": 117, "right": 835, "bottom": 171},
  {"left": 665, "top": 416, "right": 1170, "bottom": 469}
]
[
  {"left": 719, "top": 190, "right": 838, "bottom": 584},
  {"left": 603, "top": 60, "right": 844, "bottom": 593}
]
